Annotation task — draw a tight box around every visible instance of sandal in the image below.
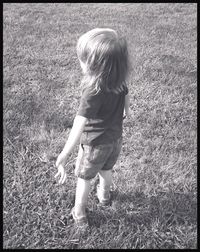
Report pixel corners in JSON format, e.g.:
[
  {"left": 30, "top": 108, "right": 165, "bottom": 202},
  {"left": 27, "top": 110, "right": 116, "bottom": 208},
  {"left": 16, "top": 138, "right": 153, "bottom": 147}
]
[{"left": 71, "top": 207, "right": 88, "bottom": 227}]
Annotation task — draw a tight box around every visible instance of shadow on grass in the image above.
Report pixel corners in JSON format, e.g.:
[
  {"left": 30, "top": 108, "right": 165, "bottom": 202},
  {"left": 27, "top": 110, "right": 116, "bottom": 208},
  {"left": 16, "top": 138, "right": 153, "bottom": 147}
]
[{"left": 88, "top": 189, "right": 197, "bottom": 229}]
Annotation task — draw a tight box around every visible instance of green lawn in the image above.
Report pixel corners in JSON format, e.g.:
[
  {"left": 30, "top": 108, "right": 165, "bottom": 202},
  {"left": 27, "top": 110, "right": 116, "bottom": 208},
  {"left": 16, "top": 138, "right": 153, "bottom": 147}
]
[{"left": 3, "top": 3, "right": 197, "bottom": 249}]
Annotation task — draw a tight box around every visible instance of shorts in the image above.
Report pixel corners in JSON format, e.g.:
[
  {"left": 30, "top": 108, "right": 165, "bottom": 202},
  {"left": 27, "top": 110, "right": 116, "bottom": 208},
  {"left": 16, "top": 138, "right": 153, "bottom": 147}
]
[{"left": 75, "top": 137, "right": 122, "bottom": 180}]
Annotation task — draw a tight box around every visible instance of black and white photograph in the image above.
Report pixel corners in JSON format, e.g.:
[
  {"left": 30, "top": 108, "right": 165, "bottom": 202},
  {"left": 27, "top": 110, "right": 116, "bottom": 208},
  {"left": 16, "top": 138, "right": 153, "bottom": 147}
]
[{"left": 3, "top": 3, "right": 197, "bottom": 249}]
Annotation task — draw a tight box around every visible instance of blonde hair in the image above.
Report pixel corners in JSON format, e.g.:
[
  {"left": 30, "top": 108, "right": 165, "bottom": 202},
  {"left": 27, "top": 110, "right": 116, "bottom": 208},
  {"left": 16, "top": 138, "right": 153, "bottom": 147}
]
[{"left": 77, "top": 28, "right": 130, "bottom": 94}]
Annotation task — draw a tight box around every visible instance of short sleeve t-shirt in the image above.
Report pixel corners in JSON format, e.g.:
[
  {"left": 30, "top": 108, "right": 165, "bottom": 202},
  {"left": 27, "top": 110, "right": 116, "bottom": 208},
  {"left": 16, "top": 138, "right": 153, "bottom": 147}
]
[{"left": 77, "top": 86, "right": 128, "bottom": 145}]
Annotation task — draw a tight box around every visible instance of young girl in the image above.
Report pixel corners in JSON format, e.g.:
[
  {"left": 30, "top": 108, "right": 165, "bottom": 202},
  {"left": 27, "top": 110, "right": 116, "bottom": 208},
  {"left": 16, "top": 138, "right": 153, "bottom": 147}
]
[{"left": 55, "top": 28, "right": 130, "bottom": 227}]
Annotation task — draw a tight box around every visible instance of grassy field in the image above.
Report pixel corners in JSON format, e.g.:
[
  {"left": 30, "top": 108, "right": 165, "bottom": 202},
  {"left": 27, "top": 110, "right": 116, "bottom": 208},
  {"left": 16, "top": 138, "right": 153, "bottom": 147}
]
[{"left": 3, "top": 3, "right": 197, "bottom": 249}]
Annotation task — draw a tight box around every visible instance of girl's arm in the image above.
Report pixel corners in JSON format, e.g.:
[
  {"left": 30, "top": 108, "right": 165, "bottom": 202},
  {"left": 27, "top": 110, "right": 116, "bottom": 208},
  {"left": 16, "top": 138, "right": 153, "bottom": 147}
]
[
  {"left": 62, "top": 115, "right": 87, "bottom": 156},
  {"left": 124, "top": 93, "right": 130, "bottom": 118},
  {"left": 56, "top": 115, "right": 87, "bottom": 168}
]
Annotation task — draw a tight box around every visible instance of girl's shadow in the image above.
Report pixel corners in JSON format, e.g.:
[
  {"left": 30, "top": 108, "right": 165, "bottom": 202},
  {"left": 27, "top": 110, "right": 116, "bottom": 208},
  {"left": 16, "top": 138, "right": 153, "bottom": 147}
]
[{"left": 89, "top": 188, "right": 197, "bottom": 228}]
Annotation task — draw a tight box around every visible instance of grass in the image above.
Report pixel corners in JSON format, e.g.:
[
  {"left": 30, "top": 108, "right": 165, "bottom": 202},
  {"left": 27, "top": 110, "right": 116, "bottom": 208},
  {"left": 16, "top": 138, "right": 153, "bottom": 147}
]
[{"left": 3, "top": 3, "right": 197, "bottom": 249}]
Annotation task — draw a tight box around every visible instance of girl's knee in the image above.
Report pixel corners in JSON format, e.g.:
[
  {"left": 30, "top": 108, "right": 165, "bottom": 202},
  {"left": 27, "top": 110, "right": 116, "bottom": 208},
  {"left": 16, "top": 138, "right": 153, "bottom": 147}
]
[{"left": 98, "top": 169, "right": 112, "bottom": 177}]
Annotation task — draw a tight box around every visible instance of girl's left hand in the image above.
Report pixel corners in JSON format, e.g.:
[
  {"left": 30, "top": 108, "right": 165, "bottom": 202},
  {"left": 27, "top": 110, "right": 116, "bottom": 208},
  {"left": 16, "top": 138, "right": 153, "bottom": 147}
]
[{"left": 54, "top": 165, "right": 66, "bottom": 184}]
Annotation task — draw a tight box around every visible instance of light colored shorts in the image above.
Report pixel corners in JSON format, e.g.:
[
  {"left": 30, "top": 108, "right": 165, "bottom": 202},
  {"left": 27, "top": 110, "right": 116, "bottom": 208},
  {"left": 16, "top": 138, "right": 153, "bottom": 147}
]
[{"left": 75, "top": 137, "right": 122, "bottom": 180}]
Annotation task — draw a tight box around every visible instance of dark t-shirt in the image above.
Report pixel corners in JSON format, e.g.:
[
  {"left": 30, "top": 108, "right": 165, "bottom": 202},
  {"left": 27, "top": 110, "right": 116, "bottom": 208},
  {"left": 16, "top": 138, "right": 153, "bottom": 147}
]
[{"left": 77, "top": 86, "right": 128, "bottom": 145}]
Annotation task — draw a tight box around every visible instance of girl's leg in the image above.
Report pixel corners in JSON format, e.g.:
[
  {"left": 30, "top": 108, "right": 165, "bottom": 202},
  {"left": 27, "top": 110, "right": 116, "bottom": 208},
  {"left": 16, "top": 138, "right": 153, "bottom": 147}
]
[
  {"left": 97, "top": 170, "right": 112, "bottom": 203},
  {"left": 74, "top": 177, "right": 91, "bottom": 218},
  {"left": 98, "top": 169, "right": 112, "bottom": 190}
]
